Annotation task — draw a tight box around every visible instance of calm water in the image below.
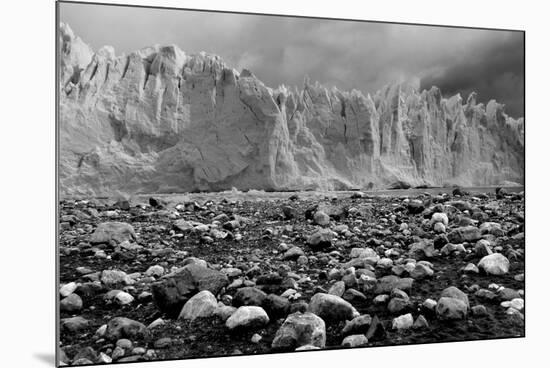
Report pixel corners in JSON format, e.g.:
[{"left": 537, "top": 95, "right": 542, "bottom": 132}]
[{"left": 133, "top": 186, "right": 524, "bottom": 205}]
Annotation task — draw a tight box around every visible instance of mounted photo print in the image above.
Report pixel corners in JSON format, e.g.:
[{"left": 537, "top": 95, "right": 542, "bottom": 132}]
[{"left": 56, "top": 1, "right": 525, "bottom": 366}]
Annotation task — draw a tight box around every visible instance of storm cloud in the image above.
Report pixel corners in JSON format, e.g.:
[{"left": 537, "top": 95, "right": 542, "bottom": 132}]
[{"left": 59, "top": 2, "right": 524, "bottom": 117}]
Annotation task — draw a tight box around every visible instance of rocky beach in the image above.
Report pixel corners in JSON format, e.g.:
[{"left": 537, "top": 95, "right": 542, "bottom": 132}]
[{"left": 58, "top": 187, "right": 525, "bottom": 365}]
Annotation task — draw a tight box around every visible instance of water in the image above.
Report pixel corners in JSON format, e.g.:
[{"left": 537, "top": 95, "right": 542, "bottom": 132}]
[{"left": 134, "top": 186, "right": 524, "bottom": 205}]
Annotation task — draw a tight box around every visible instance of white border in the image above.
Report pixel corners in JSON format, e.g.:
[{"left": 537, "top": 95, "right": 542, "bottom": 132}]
[{"left": 1, "top": 1, "right": 547, "bottom": 367}]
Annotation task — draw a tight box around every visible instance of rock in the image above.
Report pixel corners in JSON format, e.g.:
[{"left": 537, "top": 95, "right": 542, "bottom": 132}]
[
  {"left": 295, "top": 344, "right": 321, "bottom": 351},
  {"left": 436, "top": 297, "right": 468, "bottom": 320},
  {"left": 452, "top": 187, "right": 466, "bottom": 196},
  {"left": 328, "top": 281, "right": 346, "bottom": 297},
  {"left": 374, "top": 294, "right": 390, "bottom": 304},
  {"left": 313, "top": 211, "right": 330, "bottom": 226},
  {"left": 114, "top": 291, "right": 134, "bottom": 305},
  {"left": 448, "top": 226, "right": 482, "bottom": 243},
  {"left": 434, "top": 234, "right": 449, "bottom": 248},
  {"left": 151, "top": 264, "right": 228, "bottom": 317},
  {"left": 98, "top": 352, "right": 112, "bottom": 363},
  {"left": 307, "top": 293, "right": 359, "bottom": 321},
  {"left": 441, "top": 243, "right": 467, "bottom": 256},
  {"left": 318, "top": 203, "right": 348, "bottom": 219},
  {"left": 475, "top": 239, "right": 493, "bottom": 256},
  {"left": 463, "top": 263, "right": 479, "bottom": 274},
  {"left": 478, "top": 253, "right": 510, "bottom": 275},
  {"left": 342, "top": 289, "right": 368, "bottom": 304},
  {"left": 251, "top": 333, "right": 262, "bottom": 344},
  {"left": 60, "top": 293, "right": 83, "bottom": 313},
  {"left": 498, "top": 288, "right": 521, "bottom": 301},
  {"left": 448, "top": 200, "right": 472, "bottom": 212},
  {"left": 149, "top": 197, "right": 166, "bottom": 208},
  {"left": 413, "top": 315, "right": 429, "bottom": 329},
  {"left": 215, "top": 305, "right": 237, "bottom": 321},
  {"left": 147, "top": 318, "right": 165, "bottom": 329},
  {"left": 61, "top": 316, "right": 89, "bottom": 332},
  {"left": 422, "top": 299, "right": 437, "bottom": 312},
  {"left": 72, "top": 347, "right": 98, "bottom": 364},
  {"left": 101, "top": 270, "right": 132, "bottom": 288},
  {"left": 433, "top": 222, "right": 446, "bottom": 233},
  {"left": 145, "top": 265, "right": 164, "bottom": 277},
  {"left": 472, "top": 305, "right": 489, "bottom": 316},
  {"left": 178, "top": 290, "right": 218, "bottom": 320},
  {"left": 387, "top": 297, "right": 411, "bottom": 314},
  {"left": 233, "top": 287, "right": 268, "bottom": 307},
  {"left": 271, "top": 312, "right": 326, "bottom": 350},
  {"left": 105, "top": 317, "right": 147, "bottom": 340},
  {"left": 283, "top": 246, "right": 305, "bottom": 260},
  {"left": 350, "top": 247, "right": 377, "bottom": 258},
  {"left": 342, "top": 315, "right": 372, "bottom": 335},
  {"left": 365, "top": 315, "right": 386, "bottom": 341},
  {"left": 342, "top": 334, "right": 369, "bottom": 347},
  {"left": 256, "top": 273, "right": 283, "bottom": 286},
  {"left": 408, "top": 240, "right": 435, "bottom": 259},
  {"left": 441, "top": 286, "right": 470, "bottom": 308},
  {"left": 59, "top": 23, "right": 523, "bottom": 196},
  {"left": 262, "top": 294, "right": 290, "bottom": 318},
  {"left": 431, "top": 212, "right": 449, "bottom": 226},
  {"left": 116, "top": 338, "right": 133, "bottom": 349},
  {"left": 392, "top": 313, "right": 414, "bottom": 330},
  {"left": 72, "top": 358, "right": 95, "bottom": 365},
  {"left": 154, "top": 337, "right": 172, "bottom": 349},
  {"left": 95, "top": 324, "right": 107, "bottom": 336},
  {"left": 509, "top": 298, "right": 524, "bottom": 310},
  {"left": 307, "top": 229, "right": 334, "bottom": 250},
  {"left": 90, "top": 222, "right": 136, "bottom": 244},
  {"left": 480, "top": 222, "right": 505, "bottom": 236},
  {"left": 374, "top": 276, "right": 414, "bottom": 294},
  {"left": 225, "top": 306, "right": 269, "bottom": 330},
  {"left": 407, "top": 200, "right": 425, "bottom": 214},
  {"left": 60, "top": 282, "right": 78, "bottom": 297},
  {"left": 475, "top": 289, "right": 498, "bottom": 301},
  {"left": 410, "top": 263, "right": 434, "bottom": 279},
  {"left": 282, "top": 206, "right": 297, "bottom": 220}
]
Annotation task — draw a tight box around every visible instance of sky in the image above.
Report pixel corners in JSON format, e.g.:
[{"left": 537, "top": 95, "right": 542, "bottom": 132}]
[{"left": 59, "top": 2, "right": 524, "bottom": 117}]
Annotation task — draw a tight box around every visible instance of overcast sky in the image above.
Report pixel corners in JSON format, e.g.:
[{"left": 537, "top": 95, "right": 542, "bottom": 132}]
[{"left": 59, "top": 2, "right": 524, "bottom": 117}]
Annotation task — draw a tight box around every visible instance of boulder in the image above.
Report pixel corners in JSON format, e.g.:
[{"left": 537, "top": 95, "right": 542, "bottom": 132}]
[
  {"left": 60, "top": 293, "right": 83, "bottom": 313},
  {"left": 436, "top": 297, "right": 468, "bottom": 320},
  {"left": 225, "top": 306, "right": 269, "bottom": 330},
  {"left": 447, "top": 226, "right": 482, "bottom": 243},
  {"left": 441, "top": 286, "right": 470, "bottom": 309},
  {"left": 307, "top": 293, "right": 359, "bottom": 321},
  {"left": 392, "top": 313, "right": 414, "bottom": 330},
  {"left": 151, "top": 264, "right": 228, "bottom": 317},
  {"left": 478, "top": 253, "right": 510, "bottom": 275},
  {"left": 178, "top": 290, "right": 218, "bottom": 320},
  {"left": 271, "top": 312, "right": 326, "bottom": 351},
  {"left": 307, "top": 229, "right": 335, "bottom": 250},
  {"left": 341, "top": 334, "right": 369, "bottom": 347},
  {"left": 233, "top": 287, "right": 268, "bottom": 307},
  {"left": 61, "top": 316, "right": 89, "bottom": 332},
  {"left": 342, "top": 314, "right": 372, "bottom": 335},
  {"left": 90, "top": 222, "right": 136, "bottom": 244},
  {"left": 105, "top": 317, "right": 147, "bottom": 340},
  {"left": 313, "top": 211, "right": 330, "bottom": 226},
  {"left": 374, "top": 276, "right": 414, "bottom": 294},
  {"left": 262, "top": 294, "right": 290, "bottom": 318}
]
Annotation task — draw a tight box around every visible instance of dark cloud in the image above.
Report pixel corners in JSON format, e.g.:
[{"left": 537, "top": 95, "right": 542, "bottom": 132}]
[
  {"left": 420, "top": 33, "right": 524, "bottom": 117},
  {"left": 59, "top": 2, "right": 524, "bottom": 117}
]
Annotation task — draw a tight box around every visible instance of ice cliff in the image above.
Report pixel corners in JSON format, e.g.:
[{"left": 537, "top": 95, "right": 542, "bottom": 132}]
[{"left": 58, "top": 23, "right": 524, "bottom": 196}]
